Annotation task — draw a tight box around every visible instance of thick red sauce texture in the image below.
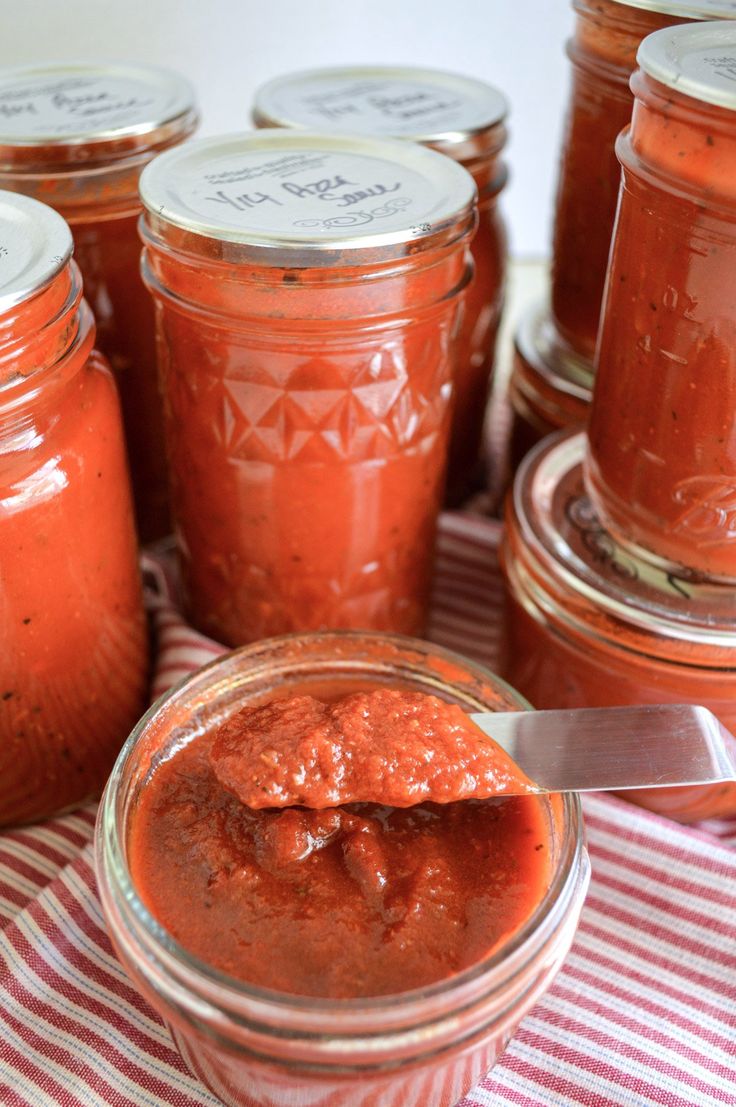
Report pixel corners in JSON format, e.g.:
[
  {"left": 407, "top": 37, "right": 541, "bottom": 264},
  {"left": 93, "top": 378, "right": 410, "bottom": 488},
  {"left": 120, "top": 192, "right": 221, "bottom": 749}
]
[
  {"left": 210, "top": 689, "right": 536, "bottom": 808},
  {"left": 129, "top": 688, "right": 550, "bottom": 998}
]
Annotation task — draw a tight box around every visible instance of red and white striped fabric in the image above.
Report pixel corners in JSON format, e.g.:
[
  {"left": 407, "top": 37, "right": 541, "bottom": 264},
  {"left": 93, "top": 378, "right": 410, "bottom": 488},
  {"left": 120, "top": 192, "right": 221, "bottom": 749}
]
[{"left": 1, "top": 512, "right": 735, "bottom": 1107}]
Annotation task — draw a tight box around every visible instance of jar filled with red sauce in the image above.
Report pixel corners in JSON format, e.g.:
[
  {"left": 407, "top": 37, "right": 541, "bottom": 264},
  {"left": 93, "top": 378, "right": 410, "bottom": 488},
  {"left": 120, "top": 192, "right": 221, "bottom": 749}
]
[
  {"left": 586, "top": 22, "right": 736, "bottom": 581},
  {"left": 252, "top": 67, "right": 509, "bottom": 505},
  {"left": 500, "top": 430, "right": 736, "bottom": 823},
  {"left": 0, "top": 191, "right": 148, "bottom": 826},
  {"left": 95, "top": 631, "right": 589, "bottom": 1107},
  {"left": 508, "top": 300, "right": 592, "bottom": 472},
  {"left": 0, "top": 63, "right": 198, "bottom": 542},
  {"left": 139, "top": 131, "right": 476, "bottom": 646},
  {"left": 511, "top": 0, "right": 736, "bottom": 477}
]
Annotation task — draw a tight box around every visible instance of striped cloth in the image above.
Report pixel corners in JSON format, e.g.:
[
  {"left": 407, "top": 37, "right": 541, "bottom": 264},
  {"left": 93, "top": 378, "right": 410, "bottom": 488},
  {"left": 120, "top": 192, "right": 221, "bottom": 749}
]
[{"left": 1, "top": 512, "right": 735, "bottom": 1107}]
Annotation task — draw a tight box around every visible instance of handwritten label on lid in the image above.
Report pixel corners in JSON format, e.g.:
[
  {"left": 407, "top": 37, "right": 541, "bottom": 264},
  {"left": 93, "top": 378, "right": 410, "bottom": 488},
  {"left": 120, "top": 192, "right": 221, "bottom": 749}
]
[
  {"left": 0, "top": 67, "right": 191, "bottom": 142},
  {"left": 257, "top": 71, "right": 506, "bottom": 139},
  {"left": 142, "top": 136, "right": 473, "bottom": 246},
  {"left": 638, "top": 22, "right": 736, "bottom": 110}
]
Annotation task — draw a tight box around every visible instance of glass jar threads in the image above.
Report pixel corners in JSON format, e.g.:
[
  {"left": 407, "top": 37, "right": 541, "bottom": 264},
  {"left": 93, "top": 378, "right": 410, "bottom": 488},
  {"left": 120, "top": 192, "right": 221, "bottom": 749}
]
[
  {"left": 0, "top": 191, "right": 148, "bottom": 826},
  {"left": 252, "top": 67, "right": 509, "bottom": 504},
  {"left": 586, "top": 22, "right": 736, "bottom": 581},
  {"left": 500, "top": 430, "right": 736, "bottom": 823},
  {"left": 0, "top": 62, "right": 198, "bottom": 541},
  {"left": 139, "top": 130, "right": 476, "bottom": 646}
]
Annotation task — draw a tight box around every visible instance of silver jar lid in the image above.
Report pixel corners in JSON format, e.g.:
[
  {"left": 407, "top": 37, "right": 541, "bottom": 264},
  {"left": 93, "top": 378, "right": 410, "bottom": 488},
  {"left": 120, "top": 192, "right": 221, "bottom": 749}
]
[
  {"left": 513, "top": 430, "right": 736, "bottom": 649},
  {"left": 612, "top": 0, "right": 736, "bottom": 19},
  {"left": 638, "top": 21, "right": 736, "bottom": 109},
  {"left": 0, "top": 62, "right": 196, "bottom": 149},
  {"left": 252, "top": 67, "right": 507, "bottom": 160},
  {"left": 139, "top": 129, "right": 477, "bottom": 263},
  {"left": 0, "top": 190, "right": 72, "bottom": 314}
]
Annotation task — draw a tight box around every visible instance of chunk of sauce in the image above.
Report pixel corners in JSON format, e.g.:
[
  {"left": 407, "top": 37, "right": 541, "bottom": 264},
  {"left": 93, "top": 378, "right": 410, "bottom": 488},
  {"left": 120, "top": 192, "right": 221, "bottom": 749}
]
[
  {"left": 129, "top": 687, "right": 551, "bottom": 998},
  {"left": 210, "top": 689, "right": 536, "bottom": 808}
]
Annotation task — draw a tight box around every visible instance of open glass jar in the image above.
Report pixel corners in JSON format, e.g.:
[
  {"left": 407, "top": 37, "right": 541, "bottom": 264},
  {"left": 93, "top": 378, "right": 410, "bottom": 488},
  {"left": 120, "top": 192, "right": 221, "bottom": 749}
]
[
  {"left": 0, "top": 191, "right": 148, "bottom": 826},
  {"left": 140, "top": 130, "right": 476, "bottom": 646},
  {"left": 0, "top": 63, "right": 198, "bottom": 541},
  {"left": 586, "top": 22, "right": 736, "bottom": 581},
  {"left": 252, "top": 67, "right": 509, "bottom": 504},
  {"left": 501, "top": 430, "right": 736, "bottom": 822},
  {"left": 95, "top": 631, "right": 589, "bottom": 1107}
]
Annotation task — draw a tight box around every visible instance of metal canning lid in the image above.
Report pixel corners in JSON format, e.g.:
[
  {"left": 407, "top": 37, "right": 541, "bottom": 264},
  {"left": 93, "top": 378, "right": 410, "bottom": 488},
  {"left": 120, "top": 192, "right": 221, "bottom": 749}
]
[
  {"left": 0, "top": 190, "right": 72, "bottom": 314},
  {"left": 514, "top": 300, "right": 595, "bottom": 400},
  {"left": 638, "top": 21, "right": 736, "bottom": 109},
  {"left": 0, "top": 62, "right": 196, "bottom": 147},
  {"left": 252, "top": 67, "right": 507, "bottom": 157},
  {"left": 613, "top": 0, "right": 736, "bottom": 18},
  {"left": 140, "top": 130, "right": 477, "bottom": 262},
  {"left": 514, "top": 430, "right": 736, "bottom": 647}
]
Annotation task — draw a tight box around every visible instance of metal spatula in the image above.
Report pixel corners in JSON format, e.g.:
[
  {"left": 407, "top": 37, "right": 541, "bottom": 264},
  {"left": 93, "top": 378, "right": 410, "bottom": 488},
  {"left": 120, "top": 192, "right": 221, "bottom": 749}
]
[{"left": 470, "top": 704, "right": 736, "bottom": 793}]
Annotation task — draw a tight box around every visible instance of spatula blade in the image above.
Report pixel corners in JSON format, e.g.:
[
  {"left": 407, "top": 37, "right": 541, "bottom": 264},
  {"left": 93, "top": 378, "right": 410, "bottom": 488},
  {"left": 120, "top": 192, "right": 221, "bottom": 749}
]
[{"left": 469, "top": 704, "right": 736, "bottom": 793}]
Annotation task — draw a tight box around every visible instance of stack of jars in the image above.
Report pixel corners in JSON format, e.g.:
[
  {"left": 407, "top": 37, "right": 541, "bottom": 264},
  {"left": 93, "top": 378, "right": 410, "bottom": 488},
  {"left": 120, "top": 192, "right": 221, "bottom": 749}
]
[
  {"left": 508, "top": 0, "right": 736, "bottom": 468},
  {"left": 501, "top": 20, "right": 736, "bottom": 821}
]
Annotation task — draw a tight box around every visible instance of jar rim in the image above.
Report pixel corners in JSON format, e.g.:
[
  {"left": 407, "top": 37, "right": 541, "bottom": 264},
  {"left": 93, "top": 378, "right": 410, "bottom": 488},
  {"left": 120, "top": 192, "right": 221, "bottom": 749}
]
[
  {"left": 96, "top": 630, "right": 585, "bottom": 1028},
  {"left": 512, "top": 431, "right": 736, "bottom": 651}
]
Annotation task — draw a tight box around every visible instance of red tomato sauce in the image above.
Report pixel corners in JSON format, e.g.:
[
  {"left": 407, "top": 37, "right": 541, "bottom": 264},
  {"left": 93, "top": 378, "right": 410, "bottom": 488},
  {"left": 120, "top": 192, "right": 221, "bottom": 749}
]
[{"left": 128, "top": 685, "right": 550, "bottom": 998}]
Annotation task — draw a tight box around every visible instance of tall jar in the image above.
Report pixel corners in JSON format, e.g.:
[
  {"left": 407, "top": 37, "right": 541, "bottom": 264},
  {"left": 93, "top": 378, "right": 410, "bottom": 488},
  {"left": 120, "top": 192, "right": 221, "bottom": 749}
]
[
  {"left": 586, "top": 22, "right": 736, "bottom": 581},
  {"left": 0, "top": 63, "right": 198, "bottom": 542},
  {"left": 511, "top": 0, "right": 736, "bottom": 474},
  {"left": 96, "top": 631, "right": 589, "bottom": 1107},
  {"left": 0, "top": 191, "right": 148, "bottom": 826},
  {"left": 252, "top": 67, "right": 508, "bottom": 505},
  {"left": 139, "top": 131, "right": 476, "bottom": 646},
  {"left": 500, "top": 430, "right": 736, "bottom": 823}
]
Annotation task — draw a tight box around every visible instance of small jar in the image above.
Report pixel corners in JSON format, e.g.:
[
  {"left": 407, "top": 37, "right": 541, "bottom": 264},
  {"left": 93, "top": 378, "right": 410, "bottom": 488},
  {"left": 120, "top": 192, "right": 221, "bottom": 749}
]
[
  {"left": 0, "top": 191, "right": 148, "bottom": 826},
  {"left": 508, "top": 300, "right": 592, "bottom": 474},
  {"left": 95, "top": 631, "right": 589, "bottom": 1107},
  {"left": 500, "top": 430, "right": 736, "bottom": 822},
  {"left": 252, "top": 67, "right": 509, "bottom": 505},
  {"left": 0, "top": 63, "right": 199, "bottom": 542},
  {"left": 140, "top": 130, "right": 476, "bottom": 646},
  {"left": 586, "top": 23, "right": 736, "bottom": 581}
]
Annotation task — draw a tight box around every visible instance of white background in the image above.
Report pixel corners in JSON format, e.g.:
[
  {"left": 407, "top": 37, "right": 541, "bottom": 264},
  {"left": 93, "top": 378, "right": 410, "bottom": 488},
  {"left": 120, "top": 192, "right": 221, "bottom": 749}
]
[{"left": 0, "top": 0, "right": 573, "bottom": 257}]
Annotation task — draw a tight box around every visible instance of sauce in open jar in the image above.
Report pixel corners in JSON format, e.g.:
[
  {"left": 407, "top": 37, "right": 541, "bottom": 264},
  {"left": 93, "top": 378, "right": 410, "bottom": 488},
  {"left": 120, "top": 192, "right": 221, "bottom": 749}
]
[
  {"left": 0, "top": 63, "right": 198, "bottom": 541},
  {"left": 139, "top": 130, "right": 476, "bottom": 646},
  {"left": 96, "top": 632, "right": 589, "bottom": 1107},
  {"left": 252, "top": 67, "right": 508, "bottom": 504},
  {"left": 0, "top": 191, "right": 148, "bottom": 826},
  {"left": 586, "top": 22, "right": 736, "bottom": 581},
  {"left": 501, "top": 430, "right": 736, "bottom": 823}
]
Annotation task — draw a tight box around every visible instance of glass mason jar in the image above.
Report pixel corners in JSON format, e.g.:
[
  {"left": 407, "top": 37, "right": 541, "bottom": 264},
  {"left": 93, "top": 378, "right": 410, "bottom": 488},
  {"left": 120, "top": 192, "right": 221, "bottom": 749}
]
[
  {"left": 500, "top": 430, "right": 736, "bottom": 823},
  {"left": 95, "top": 631, "right": 589, "bottom": 1107},
  {"left": 511, "top": 1, "right": 736, "bottom": 478},
  {"left": 252, "top": 67, "right": 509, "bottom": 505},
  {"left": 0, "top": 191, "right": 148, "bottom": 826},
  {"left": 508, "top": 300, "right": 592, "bottom": 475},
  {"left": 139, "top": 130, "right": 476, "bottom": 646},
  {"left": 0, "top": 63, "right": 198, "bottom": 542},
  {"left": 586, "top": 22, "right": 736, "bottom": 581}
]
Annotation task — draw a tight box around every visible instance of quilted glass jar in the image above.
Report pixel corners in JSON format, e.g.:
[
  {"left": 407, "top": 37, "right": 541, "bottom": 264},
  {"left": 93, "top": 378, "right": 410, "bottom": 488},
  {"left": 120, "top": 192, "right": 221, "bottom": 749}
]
[
  {"left": 140, "top": 131, "right": 476, "bottom": 646},
  {"left": 253, "top": 66, "right": 509, "bottom": 504}
]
